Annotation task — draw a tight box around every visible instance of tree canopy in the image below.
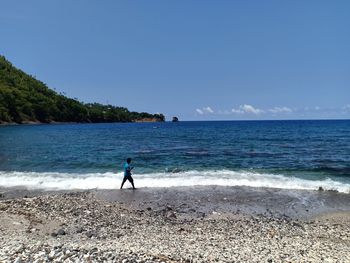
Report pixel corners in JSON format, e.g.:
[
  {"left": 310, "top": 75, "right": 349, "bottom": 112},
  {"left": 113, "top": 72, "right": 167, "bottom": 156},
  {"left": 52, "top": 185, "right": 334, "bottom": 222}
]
[{"left": 0, "top": 56, "right": 164, "bottom": 124}]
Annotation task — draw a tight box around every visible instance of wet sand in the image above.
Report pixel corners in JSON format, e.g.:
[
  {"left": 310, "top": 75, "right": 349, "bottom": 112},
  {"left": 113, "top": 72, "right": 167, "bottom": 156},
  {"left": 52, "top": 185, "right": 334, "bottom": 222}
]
[
  {"left": 93, "top": 185, "right": 350, "bottom": 219},
  {"left": 2, "top": 185, "right": 350, "bottom": 219}
]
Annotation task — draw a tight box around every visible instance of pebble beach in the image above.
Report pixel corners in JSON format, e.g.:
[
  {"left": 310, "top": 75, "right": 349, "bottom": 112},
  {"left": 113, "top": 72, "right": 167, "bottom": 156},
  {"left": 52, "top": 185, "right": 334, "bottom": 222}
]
[{"left": 0, "top": 186, "right": 349, "bottom": 263}]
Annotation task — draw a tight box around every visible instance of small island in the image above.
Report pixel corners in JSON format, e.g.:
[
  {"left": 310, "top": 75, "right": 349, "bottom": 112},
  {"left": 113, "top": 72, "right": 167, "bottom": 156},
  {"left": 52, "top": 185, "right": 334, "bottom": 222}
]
[
  {"left": 172, "top": 116, "right": 179, "bottom": 122},
  {"left": 0, "top": 56, "right": 165, "bottom": 124}
]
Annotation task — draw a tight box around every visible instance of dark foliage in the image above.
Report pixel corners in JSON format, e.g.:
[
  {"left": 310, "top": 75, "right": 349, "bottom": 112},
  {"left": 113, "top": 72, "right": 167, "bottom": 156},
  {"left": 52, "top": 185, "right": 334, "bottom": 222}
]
[{"left": 0, "top": 56, "right": 165, "bottom": 124}]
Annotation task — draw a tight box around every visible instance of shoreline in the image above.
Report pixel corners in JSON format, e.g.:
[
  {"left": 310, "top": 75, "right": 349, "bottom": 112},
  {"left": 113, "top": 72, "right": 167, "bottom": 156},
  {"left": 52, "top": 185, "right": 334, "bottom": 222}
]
[
  {"left": 92, "top": 185, "right": 350, "bottom": 220},
  {"left": 1, "top": 119, "right": 349, "bottom": 125},
  {"left": 1, "top": 185, "right": 350, "bottom": 219},
  {"left": 1, "top": 186, "right": 349, "bottom": 262},
  {"left": 0, "top": 120, "right": 165, "bottom": 126}
]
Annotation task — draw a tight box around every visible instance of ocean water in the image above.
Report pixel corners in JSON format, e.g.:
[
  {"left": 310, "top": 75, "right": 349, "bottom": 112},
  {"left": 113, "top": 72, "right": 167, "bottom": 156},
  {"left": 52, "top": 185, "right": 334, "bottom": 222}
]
[{"left": 0, "top": 120, "right": 349, "bottom": 192}]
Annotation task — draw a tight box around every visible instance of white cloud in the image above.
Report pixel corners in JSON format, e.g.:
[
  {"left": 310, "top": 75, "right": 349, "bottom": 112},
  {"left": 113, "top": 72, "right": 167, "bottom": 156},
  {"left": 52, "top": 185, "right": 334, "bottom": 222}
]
[
  {"left": 196, "top": 104, "right": 349, "bottom": 118},
  {"left": 231, "top": 108, "right": 244, "bottom": 114},
  {"left": 196, "top": 109, "right": 204, "bottom": 115},
  {"left": 232, "top": 104, "right": 264, "bottom": 115},
  {"left": 204, "top": 106, "right": 214, "bottom": 113},
  {"left": 268, "top": 107, "right": 292, "bottom": 114},
  {"left": 241, "top": 104, "right": 264, "bottom": 114},
  {"left": 196, "top": 106, "right": 214, "bottom": 115}
]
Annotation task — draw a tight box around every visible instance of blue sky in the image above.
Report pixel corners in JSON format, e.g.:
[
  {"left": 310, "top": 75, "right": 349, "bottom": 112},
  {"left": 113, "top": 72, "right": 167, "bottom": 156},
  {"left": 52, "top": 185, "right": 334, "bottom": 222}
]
[{"left": 1, "top": 1, "right": 349, "bottom": 120}]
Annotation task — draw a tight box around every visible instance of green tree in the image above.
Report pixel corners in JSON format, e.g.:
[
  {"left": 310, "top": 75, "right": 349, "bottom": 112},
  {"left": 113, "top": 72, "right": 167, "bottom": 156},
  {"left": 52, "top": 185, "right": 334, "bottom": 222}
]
[{"left": 0, "top": 55, "right": 165, "bottom": 124}]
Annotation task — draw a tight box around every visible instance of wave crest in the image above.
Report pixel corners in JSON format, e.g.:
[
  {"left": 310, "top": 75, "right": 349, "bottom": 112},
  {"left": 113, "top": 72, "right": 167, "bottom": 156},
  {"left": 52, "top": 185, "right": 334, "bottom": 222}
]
[{"left": 0, "top": 170, "right": 349, "bottom": 193}]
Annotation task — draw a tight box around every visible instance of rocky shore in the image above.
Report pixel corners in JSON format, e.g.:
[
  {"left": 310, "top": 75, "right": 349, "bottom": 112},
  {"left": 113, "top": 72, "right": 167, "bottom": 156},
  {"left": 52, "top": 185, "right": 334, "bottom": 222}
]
[{"left": 0, "top": 187, "right": 349, "bottom": 262}]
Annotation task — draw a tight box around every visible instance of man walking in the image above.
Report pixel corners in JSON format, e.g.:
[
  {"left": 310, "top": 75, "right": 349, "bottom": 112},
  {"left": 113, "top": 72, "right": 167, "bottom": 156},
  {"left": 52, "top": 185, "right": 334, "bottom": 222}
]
[{"left": 120, "top": 158, "right": 136, "bottom": 189}]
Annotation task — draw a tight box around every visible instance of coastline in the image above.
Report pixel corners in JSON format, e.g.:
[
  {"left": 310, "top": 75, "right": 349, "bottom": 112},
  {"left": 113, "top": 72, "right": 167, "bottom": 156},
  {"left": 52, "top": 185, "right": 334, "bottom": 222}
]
[
  {"left": 1, "top": 186, "right": 349, "bottom": 262},
  {"left": 0, "top": 119, "right": 165, "bottom": 126}
]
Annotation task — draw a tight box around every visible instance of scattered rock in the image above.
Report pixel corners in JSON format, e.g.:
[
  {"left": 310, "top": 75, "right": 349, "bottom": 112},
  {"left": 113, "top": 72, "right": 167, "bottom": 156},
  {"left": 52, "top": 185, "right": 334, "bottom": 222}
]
[
  {"left": 327, "top": 189, "right": 339, "bottom": 193},
  {"left": 197, "top": 212, "right": 206, "bottom": 218},
  {"left": 86, "top": 231, "right": 96, "bottom": 238},
  {"left": 57, "top": 228, "right": 66, "bottom": 235},
  {"left": 0, "top": 191, "right": 349, "bottom": 263},
  {"left": 292, "top": 222, "right": 306, "bottom": 231},
  {"left": 48, "top": 250, "right": 56, "bottom": 259},
  {"left": 116, "top": 233, "right": 123, "bottom": 238},
  {"left": 166, "top": 211, "right": 177, "bottom": 219}
]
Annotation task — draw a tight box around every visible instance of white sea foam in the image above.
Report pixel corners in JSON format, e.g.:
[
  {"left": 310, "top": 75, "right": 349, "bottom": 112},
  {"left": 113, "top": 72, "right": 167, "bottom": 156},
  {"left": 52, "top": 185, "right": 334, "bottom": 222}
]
[{"left": 0, "top": 170, "right": 349, "bottom": 193}]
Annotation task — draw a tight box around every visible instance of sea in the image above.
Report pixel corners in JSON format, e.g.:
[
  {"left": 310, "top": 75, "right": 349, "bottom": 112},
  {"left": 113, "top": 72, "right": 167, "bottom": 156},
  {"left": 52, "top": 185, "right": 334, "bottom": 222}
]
[{"left": 0, "top": 120, "right": 349, "bottom": 193}]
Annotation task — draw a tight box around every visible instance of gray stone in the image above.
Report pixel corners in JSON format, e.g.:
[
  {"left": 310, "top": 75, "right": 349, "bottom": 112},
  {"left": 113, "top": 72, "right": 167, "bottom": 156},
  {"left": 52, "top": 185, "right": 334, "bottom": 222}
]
[
  {"left": 86, "top": 231, "right": 96, "bottom": 238},
  {"left": 57, "top": 229, "right": 66, "bottom": 235}
]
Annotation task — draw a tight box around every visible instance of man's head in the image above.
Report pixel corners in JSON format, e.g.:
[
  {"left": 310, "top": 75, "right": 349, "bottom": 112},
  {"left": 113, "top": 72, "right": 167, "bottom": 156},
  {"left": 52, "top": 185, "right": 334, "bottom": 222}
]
[{"left": 127, "top": 158, "right": 132, "bottom": 164}]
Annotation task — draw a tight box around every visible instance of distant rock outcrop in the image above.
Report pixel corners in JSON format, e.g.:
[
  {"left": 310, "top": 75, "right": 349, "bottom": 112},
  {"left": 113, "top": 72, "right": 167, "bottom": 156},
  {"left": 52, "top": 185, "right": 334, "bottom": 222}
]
[{"left": 172, "top": 117, "right": 179, "bottom": 122}]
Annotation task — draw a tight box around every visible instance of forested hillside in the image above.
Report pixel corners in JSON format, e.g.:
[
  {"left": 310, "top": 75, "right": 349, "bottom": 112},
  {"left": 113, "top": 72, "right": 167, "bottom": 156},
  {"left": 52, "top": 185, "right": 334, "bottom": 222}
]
[{"left": 0, "top": 56, "right": 164, "bottom": 124}]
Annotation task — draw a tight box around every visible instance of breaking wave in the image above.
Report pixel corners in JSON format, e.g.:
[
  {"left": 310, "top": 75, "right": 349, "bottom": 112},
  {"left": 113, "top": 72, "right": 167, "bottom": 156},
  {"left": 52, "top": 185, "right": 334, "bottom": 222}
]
[{"left": 0, "top": 170, "right": 350, "bottom": 193}]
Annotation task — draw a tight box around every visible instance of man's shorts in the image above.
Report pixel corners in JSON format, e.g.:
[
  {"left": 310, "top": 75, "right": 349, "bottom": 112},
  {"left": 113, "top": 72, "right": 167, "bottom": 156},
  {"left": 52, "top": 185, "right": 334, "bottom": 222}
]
[{"left": 124, "top": 175, "right": 133, "bottom": 182}]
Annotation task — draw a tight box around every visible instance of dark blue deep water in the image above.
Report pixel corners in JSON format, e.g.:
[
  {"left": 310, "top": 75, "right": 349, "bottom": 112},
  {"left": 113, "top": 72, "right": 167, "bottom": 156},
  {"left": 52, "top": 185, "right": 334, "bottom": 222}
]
[{"left": 0, "top": 120, "right": 349, "bottom": 191}]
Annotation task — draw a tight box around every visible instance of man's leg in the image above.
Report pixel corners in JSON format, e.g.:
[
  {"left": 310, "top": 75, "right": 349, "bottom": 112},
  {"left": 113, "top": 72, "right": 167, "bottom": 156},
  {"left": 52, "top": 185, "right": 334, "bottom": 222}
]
[
  {"left": 120, "top": 176, "right": 127, "bottom": 189},
  {"left": 128, "top": 176, "right": 136, "bottom": 189}
]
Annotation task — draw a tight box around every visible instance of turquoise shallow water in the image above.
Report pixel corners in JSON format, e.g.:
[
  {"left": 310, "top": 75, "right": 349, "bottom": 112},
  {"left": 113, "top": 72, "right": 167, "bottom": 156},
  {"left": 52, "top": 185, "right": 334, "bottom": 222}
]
[{"left": 0, "top": 120, "right": 350, "bottom": 191}]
